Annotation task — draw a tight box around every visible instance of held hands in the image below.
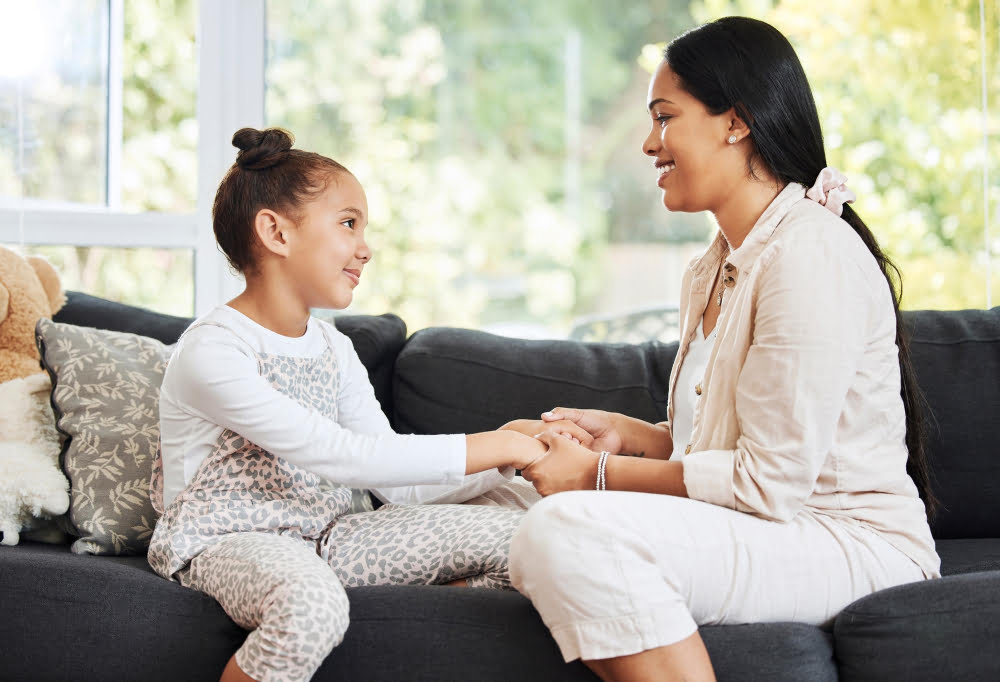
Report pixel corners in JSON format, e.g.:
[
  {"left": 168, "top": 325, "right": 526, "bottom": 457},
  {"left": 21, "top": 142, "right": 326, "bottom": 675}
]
[
  {"left": 521, "top": 431, "right": 600, "bottom": 496},
  {"left": 499, "top": 408, "right": 626, "bottom": 495},
  {"left": 541, "top": 407, "right": 623, "bottom": 454},
  {"left": 499, "top": 418, "right": 594, "bottom": 447}
]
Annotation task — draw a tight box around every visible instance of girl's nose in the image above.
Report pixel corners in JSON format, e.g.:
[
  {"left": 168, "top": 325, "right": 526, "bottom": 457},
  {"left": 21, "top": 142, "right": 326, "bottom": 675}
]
[{"left": 358, "top": 238, "right": 372, "bottom": 263}]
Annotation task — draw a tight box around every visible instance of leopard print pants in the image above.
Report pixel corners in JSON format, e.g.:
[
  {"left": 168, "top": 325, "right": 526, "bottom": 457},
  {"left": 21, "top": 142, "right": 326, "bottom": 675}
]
[{"left": 179, "top": 501, "right": 527, "bottom": 682}]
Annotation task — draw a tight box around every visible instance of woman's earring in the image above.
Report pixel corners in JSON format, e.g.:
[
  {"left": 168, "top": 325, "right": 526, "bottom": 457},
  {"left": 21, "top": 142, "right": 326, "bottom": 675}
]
[{"left": 728, "top": 135, "right": 738, "bottom": 144}]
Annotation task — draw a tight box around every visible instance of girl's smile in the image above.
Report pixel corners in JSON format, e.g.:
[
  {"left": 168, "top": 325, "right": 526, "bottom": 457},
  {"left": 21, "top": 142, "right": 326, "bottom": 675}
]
[{"left": 342, "top": 268, "right": 361, "bottom": 286}]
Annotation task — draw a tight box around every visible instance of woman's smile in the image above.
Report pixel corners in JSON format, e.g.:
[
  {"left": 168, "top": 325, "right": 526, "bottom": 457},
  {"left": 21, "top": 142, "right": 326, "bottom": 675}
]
[{"left": 656, "top": 160, "right": 676, "bottom": 188}]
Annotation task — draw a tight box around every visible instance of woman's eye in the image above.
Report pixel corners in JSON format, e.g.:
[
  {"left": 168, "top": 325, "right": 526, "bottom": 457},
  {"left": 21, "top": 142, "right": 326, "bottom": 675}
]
[
  {"left": 341, "top": 218, "right": 355, "bottom": 230},
  {"left": 655, "top": 115, "right": 672, "bottom": 128}
]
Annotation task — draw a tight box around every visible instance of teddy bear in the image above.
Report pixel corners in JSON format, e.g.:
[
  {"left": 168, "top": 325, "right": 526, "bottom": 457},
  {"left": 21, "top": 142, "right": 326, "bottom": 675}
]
[{"left": 0, "top": 245, "right": 70, "bottom": 545}]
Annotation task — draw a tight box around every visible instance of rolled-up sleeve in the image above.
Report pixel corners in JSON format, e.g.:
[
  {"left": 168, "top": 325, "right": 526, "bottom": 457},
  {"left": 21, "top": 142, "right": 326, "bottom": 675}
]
[{"left": 683, "top": 238, "right": 869, "bottom": 522}]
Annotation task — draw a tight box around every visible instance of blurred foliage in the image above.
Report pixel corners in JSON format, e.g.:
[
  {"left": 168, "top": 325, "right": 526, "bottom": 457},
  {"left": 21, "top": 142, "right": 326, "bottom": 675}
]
[
  {"left": 2, "top": 0, "right": 997, "bottom": 322},
  {"left": 120, "top": 0, "right": 197, "bottom": 213},
  {"left": 0, "top": 0, "right": 107, "bottom": 204},
  {"left": 10, "top": 245, "right": 194, "bottom": 316},
  {"left": 268, "top": 0, "right": 998, "bottom": 324},
  {"left": 2, "top": 0, "right": 197, "bottom": 317},
  {"left": 694, "top": 0, "right": 999, "bottom": 309},
  {"left": 266, "top": 0, "right": 707, "bottom": 330}
]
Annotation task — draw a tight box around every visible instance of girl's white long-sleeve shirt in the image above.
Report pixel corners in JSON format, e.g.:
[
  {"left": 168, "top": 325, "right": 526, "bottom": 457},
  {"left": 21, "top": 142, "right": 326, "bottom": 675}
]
[{"left": 158, "top": 305, "right": 510, "bottom": 509}]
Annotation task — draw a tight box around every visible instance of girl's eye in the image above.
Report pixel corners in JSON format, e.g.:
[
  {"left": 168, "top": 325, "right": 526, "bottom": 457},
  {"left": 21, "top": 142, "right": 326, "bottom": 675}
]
[
  {"left": 341, "top": 218, "right": 355, "bottom": 230},
  {"left": 655, "top": 114, "right": 672, "bottom": 128}
]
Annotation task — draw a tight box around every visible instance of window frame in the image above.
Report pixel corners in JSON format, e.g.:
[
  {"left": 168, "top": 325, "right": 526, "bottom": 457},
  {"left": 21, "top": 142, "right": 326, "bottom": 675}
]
[{"left": 1, "top": 0, "right": 266, "bottom": 315}]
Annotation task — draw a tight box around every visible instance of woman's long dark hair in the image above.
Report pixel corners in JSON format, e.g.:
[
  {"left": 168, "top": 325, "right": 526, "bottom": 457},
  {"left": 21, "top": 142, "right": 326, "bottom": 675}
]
[{"left": 665, "top": 17, "right": 937, "bottom": 518}]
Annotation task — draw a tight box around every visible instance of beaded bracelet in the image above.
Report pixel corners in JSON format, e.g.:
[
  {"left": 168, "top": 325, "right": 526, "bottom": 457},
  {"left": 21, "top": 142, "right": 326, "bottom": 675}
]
[{"left": 596, "top": 451, "right": 610, "bottom": 491}]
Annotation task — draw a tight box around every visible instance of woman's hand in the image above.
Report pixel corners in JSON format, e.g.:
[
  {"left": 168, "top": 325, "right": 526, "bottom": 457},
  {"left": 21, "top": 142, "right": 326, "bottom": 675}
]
[
  {"left": 521, "top": 431, "right": 601, "bottom": 496},
  {"left": 499, "top": 418, "right": 594, "bottom": 447},
  {"left": 540, "top": 407, "right": 624, "bottom": 454}
]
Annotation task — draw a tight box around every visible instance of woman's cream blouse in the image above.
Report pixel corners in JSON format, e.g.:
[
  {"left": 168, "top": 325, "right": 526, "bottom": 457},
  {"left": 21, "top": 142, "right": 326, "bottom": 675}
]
[{"left": 665, "top": 182, "right": 940, "bottom": 578}]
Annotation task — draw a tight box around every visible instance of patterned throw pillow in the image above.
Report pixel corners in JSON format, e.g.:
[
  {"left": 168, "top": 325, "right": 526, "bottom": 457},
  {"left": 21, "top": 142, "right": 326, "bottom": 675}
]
[{"left": 35, "top": 318, "right": 171, "bottom": 555}]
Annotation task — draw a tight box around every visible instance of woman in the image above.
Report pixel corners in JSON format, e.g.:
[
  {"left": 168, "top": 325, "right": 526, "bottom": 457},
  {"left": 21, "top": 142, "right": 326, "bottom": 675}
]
[{"left": 503, "top": 17, "right": 939, "bottom": 682}]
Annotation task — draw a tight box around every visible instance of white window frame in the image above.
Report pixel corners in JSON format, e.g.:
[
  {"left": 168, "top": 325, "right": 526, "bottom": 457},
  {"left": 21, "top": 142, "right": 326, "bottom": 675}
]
[{"left": 0, "top": 0, "right": 265, "bottom": 315}]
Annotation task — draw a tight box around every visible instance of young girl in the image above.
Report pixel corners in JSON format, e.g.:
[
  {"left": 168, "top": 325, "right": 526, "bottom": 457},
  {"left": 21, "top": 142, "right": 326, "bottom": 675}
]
[
  {"left": 147, "top": 127, "right": 563, "bottom": 682},
  {"left": 504, "top": 17, "right": 940, "bottom": 682}
]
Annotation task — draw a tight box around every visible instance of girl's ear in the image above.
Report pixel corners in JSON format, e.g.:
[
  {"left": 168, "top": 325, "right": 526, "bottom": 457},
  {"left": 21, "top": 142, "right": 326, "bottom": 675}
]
[{"left": 254, "top": 209, "right": 291, "bottom": 258}]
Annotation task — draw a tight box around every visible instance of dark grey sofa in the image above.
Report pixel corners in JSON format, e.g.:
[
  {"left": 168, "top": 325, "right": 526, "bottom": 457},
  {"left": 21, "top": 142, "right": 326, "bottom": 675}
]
[{"left": 2, "top": 292, "right": 998, "bottom": 681}]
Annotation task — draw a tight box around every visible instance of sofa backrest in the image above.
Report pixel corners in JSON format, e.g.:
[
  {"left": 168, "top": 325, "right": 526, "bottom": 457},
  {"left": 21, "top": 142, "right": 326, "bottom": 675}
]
[
  {"left": 52, "top": 291, "right": 407, "bottom": 416},
  {"left": 55, "top": 292, "right": 1000, "bottom": 539},
  {"left": 904, "top": 307, "right": 1000, "bottom": 539},
  {"left": 396, "top": 309, "right": 1000, "bottom": 540},
  {"left": 393, "top": 326, "right": 678, "bottom": 437}
]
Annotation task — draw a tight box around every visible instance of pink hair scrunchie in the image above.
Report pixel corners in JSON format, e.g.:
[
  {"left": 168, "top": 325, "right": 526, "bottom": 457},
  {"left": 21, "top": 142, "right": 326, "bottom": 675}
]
[{"left": 805, "top": 167, "right": 856, "bottom": 217}]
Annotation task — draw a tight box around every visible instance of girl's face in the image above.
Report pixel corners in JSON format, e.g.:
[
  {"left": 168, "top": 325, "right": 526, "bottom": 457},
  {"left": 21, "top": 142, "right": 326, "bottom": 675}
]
[
  {"left": 287, "top": 172, "right": 372, "bottom": 310},
  {"left": 643, "top": 61, "right": 742, "bottom": 214}
]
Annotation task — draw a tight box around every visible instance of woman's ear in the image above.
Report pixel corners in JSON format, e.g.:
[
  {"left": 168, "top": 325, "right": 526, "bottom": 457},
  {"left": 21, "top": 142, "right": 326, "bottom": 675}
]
[
  {"left": 253, "top": 209, "right": 291, "bottom": 258},
  {"left": 725, "top": 107, "right": 752, "bottom": 144}
]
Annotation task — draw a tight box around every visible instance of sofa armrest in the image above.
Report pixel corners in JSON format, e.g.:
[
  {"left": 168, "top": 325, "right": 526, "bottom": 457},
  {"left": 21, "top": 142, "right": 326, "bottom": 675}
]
[{"left": 833, "top": 569, "right": 1000, "bottom": 681}]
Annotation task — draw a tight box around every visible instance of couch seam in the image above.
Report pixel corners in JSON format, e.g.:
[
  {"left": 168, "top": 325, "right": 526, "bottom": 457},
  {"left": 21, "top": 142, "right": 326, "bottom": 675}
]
[{"left": 910, "top": 337, "right": 1000, "bottom": 345}]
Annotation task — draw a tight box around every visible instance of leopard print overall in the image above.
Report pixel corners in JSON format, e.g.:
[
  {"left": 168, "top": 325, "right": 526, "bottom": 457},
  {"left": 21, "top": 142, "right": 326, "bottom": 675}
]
[{"left": 147, "top": 321, "right": 526, "bottom": 682}]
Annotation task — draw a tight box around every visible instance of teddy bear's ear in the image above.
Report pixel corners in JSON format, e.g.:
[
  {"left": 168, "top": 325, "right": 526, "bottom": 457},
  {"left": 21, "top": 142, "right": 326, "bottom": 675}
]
[
  {"left": 0, "top": 281, "right": 8, "bottom": 324},
  {"left": 26, "top": 256, "right": 66, "bottom": 316}
]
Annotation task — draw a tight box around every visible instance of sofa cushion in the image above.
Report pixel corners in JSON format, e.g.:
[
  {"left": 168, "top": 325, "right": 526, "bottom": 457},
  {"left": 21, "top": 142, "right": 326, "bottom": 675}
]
[
  {"left": 0, "top": 542, "right": 244, "bottom": 682},
  {"left": 393, "top": 327, "right": 678, "bottom": 435},
  {"left": 54, "top": 291, "right": 193, "bottom": 345},
  {"left": 833, "top": 569, "right": 1000, "bottom": 682},
  {"left": 936, "top": 538, "right": 1000, "bottom": 576},
  {"left": 52, "top": 292, "right": 406, "bottom": 425},
  {"left": 903, "top": 307, "right": 1000, "bottom": 538},
  {"left": 36, "top": 319, "right": 171, "bottom": 555},
  {"left": 0, "top": 542, "right": 836, "bottom": 682}
]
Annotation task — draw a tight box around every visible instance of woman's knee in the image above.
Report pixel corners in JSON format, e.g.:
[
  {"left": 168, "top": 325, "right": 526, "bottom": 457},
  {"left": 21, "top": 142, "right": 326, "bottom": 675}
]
[{"left": 510, "top": 492, "right": 598, "bottom": 579}]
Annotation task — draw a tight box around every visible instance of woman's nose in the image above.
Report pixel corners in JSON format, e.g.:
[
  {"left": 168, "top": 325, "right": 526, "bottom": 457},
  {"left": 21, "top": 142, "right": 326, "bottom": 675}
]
[{"left": 643, "top": 127, "right": 660, "bottom": 156}]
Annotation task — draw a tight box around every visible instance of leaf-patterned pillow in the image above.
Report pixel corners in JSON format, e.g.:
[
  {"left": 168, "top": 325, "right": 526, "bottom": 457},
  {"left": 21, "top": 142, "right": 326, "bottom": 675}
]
[{"left": 36, "top": 318, "right": 172, "bottom": 555}]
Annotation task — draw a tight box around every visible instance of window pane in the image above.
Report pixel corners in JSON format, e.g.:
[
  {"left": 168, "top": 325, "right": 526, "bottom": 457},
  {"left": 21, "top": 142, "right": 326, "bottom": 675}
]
[
  {"left": 120, "top": 0, "right": 198, "bottom": 213},
  {"left": 0, "top": 0, "right": 108, "bottom": 205},
  {"left": 266, "top": 0, "right": 704, "bottom": 335},
  {"left": 267, "top": 1, "right": 997, "bottom": 336},
  {"left": 10, "top": 245, "right": 194, "bottom": 317},
  {"left": 740, "top": 0, "right": 999, "bottom": 310}
]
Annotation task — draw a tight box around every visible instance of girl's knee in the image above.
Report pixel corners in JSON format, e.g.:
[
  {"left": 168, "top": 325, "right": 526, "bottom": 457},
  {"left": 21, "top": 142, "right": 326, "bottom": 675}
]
[
  {"left": 267, "top": 569, "right": 350, "bottom": 648},
  {"left": 239, "top": 573, "right": 349, "bottom": 682}
]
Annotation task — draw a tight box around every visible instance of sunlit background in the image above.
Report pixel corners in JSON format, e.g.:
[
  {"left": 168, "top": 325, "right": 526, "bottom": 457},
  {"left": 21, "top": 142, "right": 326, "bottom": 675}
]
[{"left": 2, "top": 0, "right": 997, "bottom": 339}]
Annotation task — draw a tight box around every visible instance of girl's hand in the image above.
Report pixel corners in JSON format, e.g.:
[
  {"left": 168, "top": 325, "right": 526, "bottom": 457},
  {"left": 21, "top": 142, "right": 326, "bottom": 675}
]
[
  {"left": 515, "top": 431, "right": 550, "bottom": 471},
  {"left": 540, "top": 407, "right": 624, "bottom": 454},
  {"left": 521, "top": 431, "right": 601, "bottom": 496},
  {"left": 499, "top": 418, "right": 594, "bottom": 447}
]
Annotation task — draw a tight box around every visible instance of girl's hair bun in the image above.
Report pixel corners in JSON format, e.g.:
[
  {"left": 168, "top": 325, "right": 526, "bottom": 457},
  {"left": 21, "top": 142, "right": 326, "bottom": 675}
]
[{"left": 232, "top": 127, "right": 294, "bottom": 170}]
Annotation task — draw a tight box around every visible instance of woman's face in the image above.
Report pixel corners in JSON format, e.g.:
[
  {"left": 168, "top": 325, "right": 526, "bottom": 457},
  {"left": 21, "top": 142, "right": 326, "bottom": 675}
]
[{"left": 643, "top": 61, "right": 741, "bottom": 214}]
